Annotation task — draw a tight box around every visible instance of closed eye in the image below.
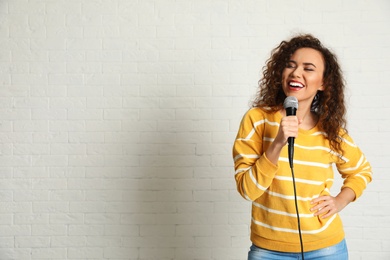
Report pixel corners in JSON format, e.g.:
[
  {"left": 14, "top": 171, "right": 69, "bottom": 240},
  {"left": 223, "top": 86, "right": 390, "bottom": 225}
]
[{"left": 286, "top": 61, "right": 296, "bottom": 68}]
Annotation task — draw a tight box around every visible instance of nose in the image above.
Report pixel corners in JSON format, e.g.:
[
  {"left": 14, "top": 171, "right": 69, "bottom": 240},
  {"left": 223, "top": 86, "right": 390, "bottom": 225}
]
[{"left": 290, "top": 66, "right": 302, "bottom": 78}]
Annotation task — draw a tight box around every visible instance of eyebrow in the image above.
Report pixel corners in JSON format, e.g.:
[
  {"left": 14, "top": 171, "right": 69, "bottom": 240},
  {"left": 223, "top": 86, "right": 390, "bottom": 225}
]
[
  {"left": 303, "top": 62, "right": 317, "bottom": 68},
  {"left": 288, "top": 60, "right": 317, "bottom": 68}
]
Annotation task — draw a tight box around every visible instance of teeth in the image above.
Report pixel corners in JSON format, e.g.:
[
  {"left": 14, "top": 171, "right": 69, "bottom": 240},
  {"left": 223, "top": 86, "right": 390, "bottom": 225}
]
[{"left": 289, "top": 82, "right": 303, "bottom": 88}]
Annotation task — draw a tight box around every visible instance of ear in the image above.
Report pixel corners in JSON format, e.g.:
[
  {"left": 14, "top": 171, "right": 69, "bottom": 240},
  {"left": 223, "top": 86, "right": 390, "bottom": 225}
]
[{"left": 318, "top": 83, "right": 325, "bottom": 91}]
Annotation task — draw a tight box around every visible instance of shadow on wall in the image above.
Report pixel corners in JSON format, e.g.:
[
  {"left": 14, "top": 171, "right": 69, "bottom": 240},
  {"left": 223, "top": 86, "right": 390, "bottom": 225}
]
[
  {"left": 126, "top": 91, "right": 251, "bottom": 259},
  {"left": 129, "top": 115, "right": 198, "bottom": 259}
]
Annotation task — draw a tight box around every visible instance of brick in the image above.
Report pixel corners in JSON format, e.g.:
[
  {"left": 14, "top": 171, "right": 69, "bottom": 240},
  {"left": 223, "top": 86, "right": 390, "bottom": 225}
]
[
  {"left": 15, "top": 236, "right": 50, "bottom": 248},
  {"left": 84, "top": 237, "right": 121, "bottom": 249},
  {"left": 14, "top": 214, "right": 49, "bottom": 224},
  {"left": 67, "top": 247, "right": 103, "bottom": 259},
  {"left": 49, "top": 190, "right": 84, "bottom": 201},
  {"left": 0, "top": 248, "right": 32, "bottom": 259},
  {"left": 33, "top": 202, "right": 69, "bottom": 213},
  {"left": 49, "top": 213, "right": 84, "bottom": 224},
  {"left": 103, "top": 247, "right": 139, "bottom": 259},
  {"left": 13, "top": 191, "right": 48, "bottom": 201},
  {"left": 31, "top": 248, "right": 67, "bottom": 259},
  {"left": 31, "top": 38, "right": 66, "bottom": 50},
  {"left": 84, "top": 213, "right": 120, "bottom": 224},
  {"left": 50, "top": 236, "right": 86, "bottom": 247},
  {"left": 32, "top": 108, "right": 66, "bottom": 120},
  {"left": 68, "top": 224, "right": 103, "bottom": 235}
]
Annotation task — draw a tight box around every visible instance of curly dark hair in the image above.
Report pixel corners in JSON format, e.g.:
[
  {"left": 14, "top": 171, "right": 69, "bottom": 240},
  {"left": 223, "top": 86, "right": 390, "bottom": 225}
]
[{"left": 252, "top": 34, "right": 347, "bottom": 155}]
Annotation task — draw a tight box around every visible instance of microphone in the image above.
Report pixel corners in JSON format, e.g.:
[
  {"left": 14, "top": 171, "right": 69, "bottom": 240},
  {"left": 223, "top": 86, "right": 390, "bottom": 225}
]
[{"left": 283, "top": 96, "right": 298, "bottom": 169}]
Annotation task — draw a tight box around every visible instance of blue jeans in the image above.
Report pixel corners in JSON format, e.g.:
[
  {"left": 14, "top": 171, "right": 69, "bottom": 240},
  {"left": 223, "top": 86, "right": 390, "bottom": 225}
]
[{"left": 248, "top": 239, "right": 348, "bottom": 260}]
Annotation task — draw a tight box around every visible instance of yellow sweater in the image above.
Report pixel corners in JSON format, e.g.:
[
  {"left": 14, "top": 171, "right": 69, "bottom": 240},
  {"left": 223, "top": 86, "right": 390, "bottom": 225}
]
[{"left": 233, "top": 108, "right": 372, "bottom": 252}]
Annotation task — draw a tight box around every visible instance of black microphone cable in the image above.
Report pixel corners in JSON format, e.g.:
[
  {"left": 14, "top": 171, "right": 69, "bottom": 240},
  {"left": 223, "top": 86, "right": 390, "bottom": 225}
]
[
  {"left": 284, "top": 96, "right": 304, "bottom": 259},
  {"left": 290, "top": 164, "right": 305, "bottom": 260}
]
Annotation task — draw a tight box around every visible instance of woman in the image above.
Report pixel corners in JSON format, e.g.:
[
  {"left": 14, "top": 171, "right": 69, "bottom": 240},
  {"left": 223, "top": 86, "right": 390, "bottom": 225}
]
[{"left": 232, "top": 34, "right": 372, "bottom": 259}]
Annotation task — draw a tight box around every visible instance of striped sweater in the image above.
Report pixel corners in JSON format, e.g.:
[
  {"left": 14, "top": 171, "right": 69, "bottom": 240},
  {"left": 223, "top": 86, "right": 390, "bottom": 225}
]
[{"left": 233, "top": 107, "right": 372, "bottom": 252}]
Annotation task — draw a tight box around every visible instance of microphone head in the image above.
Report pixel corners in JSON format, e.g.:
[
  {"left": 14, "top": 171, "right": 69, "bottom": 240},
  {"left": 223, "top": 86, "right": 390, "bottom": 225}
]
[{"left": 283, "top": 96, "right": 298, "bottom": 110}]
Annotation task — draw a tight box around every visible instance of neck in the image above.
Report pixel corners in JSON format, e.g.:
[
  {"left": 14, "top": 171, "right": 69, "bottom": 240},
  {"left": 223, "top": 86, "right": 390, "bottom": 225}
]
[
  {"left": 297, "top": 108, "right": 311, "bottom": 122},
  {"left": 298, "top": 108, "right": 318, "bottom": 130},
  {"left": 284, "top": 100, "right": 317, "bottom": 130},
  {"left": 295, "top": 98, "right": 312, "bottom": 119}
]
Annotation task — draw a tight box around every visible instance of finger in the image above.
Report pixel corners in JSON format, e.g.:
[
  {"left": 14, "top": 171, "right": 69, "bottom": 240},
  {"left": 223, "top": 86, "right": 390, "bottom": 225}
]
[
  {"left": 315, "top": 200, "right": 338, "bottom": 218},
  {"left": 281, "top": 117, "right": 299, "bottom": 128},
  {"left": 312, "top": 205, "right": 326, "bottom": 215},
  {"left": 310, "top": 203, "right": 322, "bottom": 212},
  {"left": 311, "top": 200, "right": 332, "bottom": 213},
  {"left": 320, "top": 207, "right": 336, "bottom": 219},
  {"left": 313, "top": 206, "right": 329, "bottom": 217},
  {"left": 311, "top": 195, "right": 331, "bottom": 204}
]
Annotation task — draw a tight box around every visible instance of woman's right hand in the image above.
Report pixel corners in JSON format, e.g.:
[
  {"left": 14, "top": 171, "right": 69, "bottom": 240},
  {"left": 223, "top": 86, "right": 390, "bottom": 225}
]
[
  {"left": 275, "top": 115, "right": 300, "bottom": 145},
  {"left": 265, "top": 115, "right": 300, "bottom": 165}
]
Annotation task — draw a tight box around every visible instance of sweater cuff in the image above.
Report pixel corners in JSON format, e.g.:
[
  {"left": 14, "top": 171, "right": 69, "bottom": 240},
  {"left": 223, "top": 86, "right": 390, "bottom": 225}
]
[{"left": 341, "top": 183, "right": 363, "bottom": 201}]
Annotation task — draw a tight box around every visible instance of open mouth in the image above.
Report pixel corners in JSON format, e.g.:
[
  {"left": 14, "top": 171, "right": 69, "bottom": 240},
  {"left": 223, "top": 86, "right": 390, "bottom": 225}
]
[{"left": 288, "top": 81, "right": 304, "bottom": 90}]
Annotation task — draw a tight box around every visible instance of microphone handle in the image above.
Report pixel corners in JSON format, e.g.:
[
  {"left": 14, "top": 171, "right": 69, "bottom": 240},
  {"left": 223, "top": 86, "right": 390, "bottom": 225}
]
[
  {"left": 288, "top": 137, "right": 294, "bottom": 169},
  {"left": 285, "top": 107, "right": 297, "bottom": 169}
]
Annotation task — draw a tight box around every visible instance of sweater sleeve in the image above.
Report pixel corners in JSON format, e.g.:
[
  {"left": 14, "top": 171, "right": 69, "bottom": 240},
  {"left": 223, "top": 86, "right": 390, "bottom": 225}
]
[
  {"left": 336, "top": 132, "right": 372, "bottom": 200},
  {"left": 232, "top": 109, "right": 279, "bottom": 201}
]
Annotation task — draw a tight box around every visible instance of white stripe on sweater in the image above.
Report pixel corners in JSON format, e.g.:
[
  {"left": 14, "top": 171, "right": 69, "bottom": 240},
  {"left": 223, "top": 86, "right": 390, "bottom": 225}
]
[
  {"left": 251, "top": 214, "right": 337, "bottom": 234},
  {"left": 243, "top": 119, "right": 279, "bottom": 140},
  {"left": 279, "top": 157, "right": 332, "bottom": 169},
  {"left": 252, "top": 201, "right": 314, "bottom": 218}
]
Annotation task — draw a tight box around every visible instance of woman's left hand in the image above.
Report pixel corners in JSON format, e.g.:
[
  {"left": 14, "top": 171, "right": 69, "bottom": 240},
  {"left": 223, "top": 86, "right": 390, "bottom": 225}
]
[
  {"left": 310, "top": 188, "right": 356, "bottom": 219},
  {"left": 310, "top": 195, "right": 341, "bottom": 219}
]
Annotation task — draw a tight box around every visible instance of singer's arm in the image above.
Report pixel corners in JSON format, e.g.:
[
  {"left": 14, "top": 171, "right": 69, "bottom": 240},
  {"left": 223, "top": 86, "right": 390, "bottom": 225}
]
[
  {"left": 233, "top": 109, "right": 280, "bottom": 201},
  {"left": 310, "top": 131, "right": 372, "bottom": 219}
]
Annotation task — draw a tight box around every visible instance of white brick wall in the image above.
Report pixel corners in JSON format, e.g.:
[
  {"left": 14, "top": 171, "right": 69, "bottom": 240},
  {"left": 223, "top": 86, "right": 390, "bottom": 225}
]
[{"left": 0, "top": 0, "right": 389, "bottom": 259}]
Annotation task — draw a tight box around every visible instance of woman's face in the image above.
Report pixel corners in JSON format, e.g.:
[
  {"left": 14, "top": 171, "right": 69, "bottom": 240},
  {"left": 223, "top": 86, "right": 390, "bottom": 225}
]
[{"left": 282, "top": 47, "right": 325, "bottom": 107}]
